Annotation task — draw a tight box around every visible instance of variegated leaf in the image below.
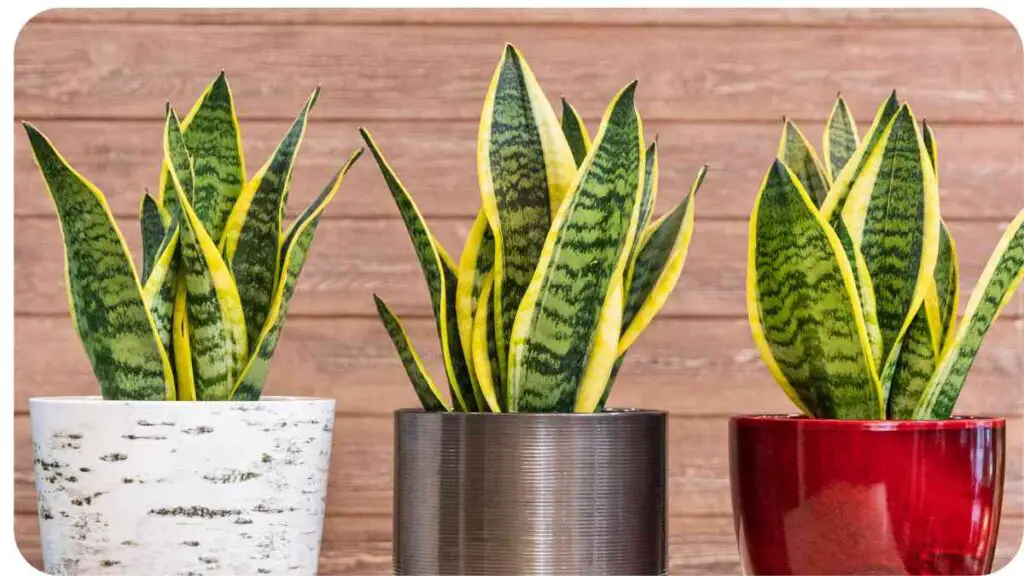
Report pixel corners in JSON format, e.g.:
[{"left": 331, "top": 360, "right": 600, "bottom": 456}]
[
  {"left": 887, "top": 295, "right": 941, "bottom": 419},
  {"left": 507, "top": 81, "right": 644, "bottom": 412},
  {"left": 914, "top": 209, "right": 1024, "bottom": 419},
  {"left": 165, "top": 107, "right": 248, "bottom": 401},
  {"left": 777, "top": 119, "right": 830, "bottom": 207},
  {"left": 360, "top": 128, "right": 474, "bottom": 411},
  {"left": 140, "top": 192, "right": 167, "bottom": 284},
  {"left": 456, "top": 211, "right": 496, "bottom": 409},
  {"left": 231, "top": 150, "right": 361, "bottom": 400},
  {"left": 25, "top": 122, "right": 174, "bottom": 400},
  {"left": 472, "top": 272, "right": 503, "bottom": 412},
  {"left": 223, "top": 87, "right": 318, "bottom": 350},
  {"left": 560, "top": 97, "right": 591, "bottom": 167},
  {"left": 479, "top": 44, "right": 576, "bottom": 382},
  {"left": 822, "top": 94, "right": 859, "bottom": 181},
  {"left": 373, "top": 295, "right": 451, "bottom": 411},
  {"left": 142, "top": 222, "right": 180, "bottom": 354},
  {"left": 748, "top": 160, "right": 882, "bottom": 419}
]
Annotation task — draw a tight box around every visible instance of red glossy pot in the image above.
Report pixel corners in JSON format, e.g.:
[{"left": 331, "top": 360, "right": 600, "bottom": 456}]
[{"left": 730, "top": 415, "right": 1005, "bottom": 575}]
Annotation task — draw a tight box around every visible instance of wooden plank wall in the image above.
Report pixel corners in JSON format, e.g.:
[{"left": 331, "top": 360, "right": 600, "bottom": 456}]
[{"left": 13, "top": 8, "right": 1024, "bottom": 573}]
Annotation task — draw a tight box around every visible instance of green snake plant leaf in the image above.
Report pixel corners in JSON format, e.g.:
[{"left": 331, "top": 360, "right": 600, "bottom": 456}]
[
  {"left": 777, "top": 119, "right": 831, "bottom": 207},
  {"left": 840, "top": 103, "right": 941, "bottom": 398},
  {"left": 748, "top": 160, "right": 883, "bottom": 419},
  {"left": 887, "top": 294, "right": 942, "bottom": 419},
  {"left": 158, "top": 72, "right": 246, "bottom": 240},
  {"left": 140, "top": 193, "right": 168, "bottom": 284},
  {"left": 172, "top": 275, "right": 194, "bottom": 400},
  {"left": 506, "top": 81, "right": 644, "bottom": 412},
  {"left": 472, "top": 272, "right": 504, "bottom": 412},
  {"left": 935, "top": 217, "right": 960, "bottom": 352},
  {"left": 574, "top": 277, "right": 625, "bottom": 412},
  {"left": 821, "top": 90, "right": 900, "bottom": 223},
  {"left": 923, "top": 120, "right": 938, "bottom": 180},
  {"left": 560, "top": 97, "right": 591, "bottom": 167},
  {"left": 439, "top": 246, "right": 477, "bottom": 411},
  {"left": 373, "top": 295, "right": 451, "bottom": 411},
  {"left": 231, "top": 150, "right": 361, "bottom": 400},
  {"left": 822, "top": 94, "right": 860, "bottom": 181},
  {"left": 165, "top": 106, "right": 248, "bottom": 401},
  {"left": 456, "top": 211, "right": 496, "bottom": 409},
  {"left": 914, "top": 209, "right": 1024, "bottom": 419},
  {"left": 360, "top": 128, "right": 475, "bottom": 411},
  {"left": 223, "top": 87, "right": 319, "bottom": 350},
  {"left": 625, "top": 141, "right": 660, "bottom": 280},
  {"left": 25, "top": 122, "right": 175, "bottom": 401},
  {"left": 141, "top": 222, "right": 180, "bottom": 354},
  {"left": 478, "top": 44, "right": 577, "bottom": 383}
]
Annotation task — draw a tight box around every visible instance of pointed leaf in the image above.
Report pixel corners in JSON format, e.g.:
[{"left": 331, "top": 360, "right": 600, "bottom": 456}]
[
  {"left": 456, "top": 211, "right": 496, "bottom": 409},
  {"left": 923, "top": 120, "right": 938, "bottom": 179},
  {"left": 478, "top": 44, "right": 576, "bottom": 381},
  {"left": 360, "top": 129, "right": 474, "bottom": 411},
  {"left": 887, "top": 295, "right": 941, "bottom": 418},
  {"left": 231, "top": 150, "right": 361, "bottom": 400},
  {"left": 620, "top": 165, "right": 704, "bottom": 354},
  {"left": 840, "top": 104, "right": 941, "bottom": 388},
  {"left": 141, "top": 222, "right": 180, "bottom": 354},
  {"left": 935, "top": 221, "right": 960, "bottom": 350},
  {"left": 472, "top": 272, "right": 503, "bottom": 412},
  {"left": 439, "top": 246, "right": 477, "bottom": 411},
  {"left": 822, "top": 94, "right": 860, "bottom": 181},
  {"left": 165, "top": 107, "right": 248, "bottom": 401},
  {"left": 140, "top": 193, "right": 167, "bottom": 284},
  {"left": 777, "top": 119, "right": 830, "bottom": 207},
  {"left": 748, "top": 160, "right": 882, "bottom": 419},
  {"left": 373, "top": 295, "right": 451, "bottom": 412},
  {"left": 914, "top": 209, "right": 1024, "bottom": 419},
  {"left": 25, "top": 122, "right": 174, "bottom": 400},
  {"left": 507, "top": 81, "right": 644, "bottom": 412},
  {"left": 223, "top": 87, "right": 318, "bottom": 350},
  {"left": 560, "top": 97, "right": 591, "bottom": 167},
  {"left": 821, "top": 90, "right": 900, "bottom": 223},
  {"left": 625, "top": 140, "right": 659, "bottom": 276}
]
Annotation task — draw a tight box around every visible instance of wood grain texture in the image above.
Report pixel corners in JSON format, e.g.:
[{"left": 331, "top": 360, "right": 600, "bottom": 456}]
[
  {"left": 13, "top": 120, "right": 1023, "bottom": 220},
  {"left": 15, "top": 24, "right": 1021, "bottom": 122},
  {"left": 12, "top": 513, "right": 1023, "bottom": 575},
  {"left": 14, "top": 316, "right": 1023, "bottom": 417},
  {"left": 16, "top": 217, "right": 1023, "bottom": 319},
  {"left": 26, "top": 8, "right": 1013, "bottom": 27}
]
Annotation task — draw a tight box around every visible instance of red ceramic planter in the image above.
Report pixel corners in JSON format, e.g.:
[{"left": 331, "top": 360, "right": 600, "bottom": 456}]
[{"left": 730, "top": 415, "right": 1005, "bottom": 575}]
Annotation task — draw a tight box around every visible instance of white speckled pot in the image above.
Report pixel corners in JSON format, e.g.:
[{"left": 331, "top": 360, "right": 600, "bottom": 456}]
[{"left": 29, "top": 396, "right": 335, "bottom": 575}]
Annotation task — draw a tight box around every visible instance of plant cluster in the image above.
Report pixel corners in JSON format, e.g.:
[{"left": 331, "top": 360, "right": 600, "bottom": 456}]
[{"left": 748, "top": 92, "right": 1024, "bottom": 420}]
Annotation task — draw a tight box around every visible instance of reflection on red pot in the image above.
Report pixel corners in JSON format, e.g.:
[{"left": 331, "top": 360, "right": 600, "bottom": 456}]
[{"left": 730, "top": 415, "right": 1005, "bottom": 575}]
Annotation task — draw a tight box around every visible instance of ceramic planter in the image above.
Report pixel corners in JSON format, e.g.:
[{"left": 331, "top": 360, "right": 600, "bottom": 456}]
[
  {"left": 29, "top": 396, "right": 335, "bottom": 575},
  {"left": 393, "top": 409, "right": 667, "bottom": 576},
  {"left": 730, "top": 415, "right": 1005, "bottom": 575}
]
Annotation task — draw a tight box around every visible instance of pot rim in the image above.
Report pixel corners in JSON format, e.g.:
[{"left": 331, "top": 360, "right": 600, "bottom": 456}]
[
  {"left": 29, "top": 395, "right": 335, "bottom": 406},
  {"left": 395, "top": 408, "right": 665, "bottom": 418},
  {"left": 731, "top": 413, "right": 1005, "bottom": 430}
]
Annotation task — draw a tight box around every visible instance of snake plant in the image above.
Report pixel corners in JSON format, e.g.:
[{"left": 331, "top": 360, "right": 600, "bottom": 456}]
[
  {"left": 366, "top": 44, "right": 706, "bottom": 413},
  {"left": 25, "top": 72, "right": 362, "bottom": 401},
  {"left": 749, "top": 91, "right": 1024, "bottom": 420}
]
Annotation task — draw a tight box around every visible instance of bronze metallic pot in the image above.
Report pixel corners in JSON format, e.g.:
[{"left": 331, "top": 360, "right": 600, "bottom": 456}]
[{"left": 393, "top": 409, "right": 668, "bottom": 576}]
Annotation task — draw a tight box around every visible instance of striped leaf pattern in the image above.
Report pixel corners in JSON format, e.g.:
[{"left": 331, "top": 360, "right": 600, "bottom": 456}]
[
  {"left": 140, "top": 193, "right": 167, "bottom": 284},
  {"left": 822, "top": 94, "right": 859, "bottom": 181},
  {"left": 560, "top": 97, "right": 591, "bottom": 167},
  {"left": 886, "top": 296, "right": 941, "bottom": 418},
  {"left": 478, "top": 44, "right": 576, "bottom": 383},
  {"left": 506, "top": 81, "right": 643, "bottom": 412},
  {"left": 841, "top": 104, "right": 940, "bottom": 376},
  {"left": 225, "top": 88, "right": 318, "bottom": 350},
  {"left": 360, "top": 128, "right": 474, "bottom": 411},
  {"left": 914, "top": 210, "right": 1024, "bottom": 419},
  {"left": 456, "top": 211, "right": 496, "bottom": 409},
  {"left": 748, "top": 160, "right": 882, "bottom": 419},
  {"left": 777, "top": 119, "right": 830, "bottom": 207},
  {"left": 472, "top": 272, "right": 503, "bottom": 412},
  {"left": 165, "top": 108, "right": 248, "bottom": 401},
  {"left": 232, "top": 152, "right": 360, "bottom": 400},
  {"left": 373, "top": 295, "right": 451, "bottom": 411},
  {"left": 25, "top": 122, "right": 174, "bottom": 401},
  {"left": 626, "top": 141, "right": 660, "bottom": 280},
  {"left": 142, "top": 223, "right": 180, "bottom": 354}
]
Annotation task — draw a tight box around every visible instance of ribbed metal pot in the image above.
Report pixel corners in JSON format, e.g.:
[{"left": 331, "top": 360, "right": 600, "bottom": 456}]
[{"left": 393, "top": 409, "right": 667, "bottom": 576}]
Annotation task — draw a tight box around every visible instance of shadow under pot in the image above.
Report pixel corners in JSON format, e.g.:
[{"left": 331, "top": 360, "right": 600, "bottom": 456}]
[
  {"left": 393, "top": 409, "right": 667, "bottom": 576},
  {"left": 730, "top": 415, "right": 1005, "bottom": 575},
  {"left": 29, "top": 396, "right": 335, "bottom": 575}
]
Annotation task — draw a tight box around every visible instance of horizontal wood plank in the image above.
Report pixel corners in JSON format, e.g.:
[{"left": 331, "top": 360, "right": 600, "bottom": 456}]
[
  {"left": 14, "top": 316, "right": 1023, "bottom": 417},
  {"left": 13, "top": 415, "right": 1024, "bottom": 520},
  {"left": 26, "top": 8, "right": 1013, "bottom": 27},
  {"left": 13, "top": 512, "right": 1023, "bottom": 575},
  {"left": 15, "top": 24, "right": 1021, "bottom": 122},
  {"left": 16, "top": 217, "right": 1023, "bottom": 319},
  {"left": 14, "top": 120, "right": 1022, "bottom": 221}
]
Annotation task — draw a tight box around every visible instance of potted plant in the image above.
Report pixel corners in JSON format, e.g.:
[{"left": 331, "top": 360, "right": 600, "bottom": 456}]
[
  {"left": 363, "top": 44, "right": 707, "bottom": 576},
  {"left": 733, "top": 91, "right": 1022, "bottom": 575},
  {"left": 24, "top": 72, "right": 362, "bottom": 574}
]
